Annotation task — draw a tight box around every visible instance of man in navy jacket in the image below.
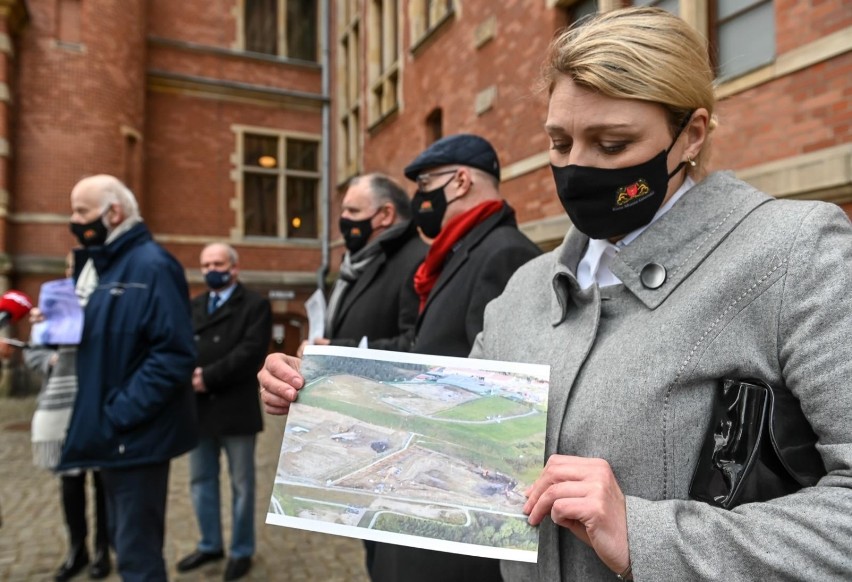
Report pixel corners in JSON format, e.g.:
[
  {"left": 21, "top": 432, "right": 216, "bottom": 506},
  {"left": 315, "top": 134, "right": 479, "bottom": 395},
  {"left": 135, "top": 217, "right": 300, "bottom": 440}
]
[{"left": 61, "top": 174, "right": 198, "bottom": 581}]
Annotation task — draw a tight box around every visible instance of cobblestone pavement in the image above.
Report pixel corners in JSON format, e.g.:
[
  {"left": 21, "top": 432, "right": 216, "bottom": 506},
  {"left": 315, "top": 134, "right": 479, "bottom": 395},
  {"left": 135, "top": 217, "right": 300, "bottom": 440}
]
[{"left": 0, "top": 396, "right": 370, "bottom": 582}]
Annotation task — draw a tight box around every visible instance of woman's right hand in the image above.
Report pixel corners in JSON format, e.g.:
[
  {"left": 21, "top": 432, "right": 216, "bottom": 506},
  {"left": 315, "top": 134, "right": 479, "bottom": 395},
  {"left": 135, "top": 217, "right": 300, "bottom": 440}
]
[
  {"left": 258, "top": 353, "right": 304, "bottom": 415},
  {"left": 523, "top": 455, "right": 631, "bottom": 577}
]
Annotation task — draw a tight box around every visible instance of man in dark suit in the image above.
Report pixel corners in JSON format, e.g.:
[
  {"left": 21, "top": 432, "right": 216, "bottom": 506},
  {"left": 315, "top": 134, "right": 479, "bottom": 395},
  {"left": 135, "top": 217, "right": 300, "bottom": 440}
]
[
  {"left": 300, "top": 172, "right": 427, "bottom": 355},
  {"left": 368, "top": 134, "right": 541, "bottom": 581},
  {"left": 177, "top": 243, "right": 272, "bottom": 581}
]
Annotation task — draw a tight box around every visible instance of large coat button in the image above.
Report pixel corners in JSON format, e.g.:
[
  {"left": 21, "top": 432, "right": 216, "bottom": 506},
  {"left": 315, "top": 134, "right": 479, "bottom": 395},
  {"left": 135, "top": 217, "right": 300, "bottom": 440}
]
[{"left": 640, "top": 263, "right": 666, "bottom": 289}]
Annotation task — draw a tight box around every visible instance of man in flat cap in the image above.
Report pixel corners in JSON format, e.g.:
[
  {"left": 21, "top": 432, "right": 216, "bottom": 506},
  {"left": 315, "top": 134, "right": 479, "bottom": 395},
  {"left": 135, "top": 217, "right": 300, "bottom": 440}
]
[
  {"left": 366, "top": 134, "right": 541, "bottom": 581},
  {"left": 404, "top": 133, "right": 541, "bottom": 357}
]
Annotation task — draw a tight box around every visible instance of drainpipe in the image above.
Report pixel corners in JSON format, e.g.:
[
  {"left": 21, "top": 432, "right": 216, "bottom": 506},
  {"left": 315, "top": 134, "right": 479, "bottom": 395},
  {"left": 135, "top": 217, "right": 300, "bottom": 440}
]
[{"left": 316, "top": 0, "right": 331, "bottom": 292}]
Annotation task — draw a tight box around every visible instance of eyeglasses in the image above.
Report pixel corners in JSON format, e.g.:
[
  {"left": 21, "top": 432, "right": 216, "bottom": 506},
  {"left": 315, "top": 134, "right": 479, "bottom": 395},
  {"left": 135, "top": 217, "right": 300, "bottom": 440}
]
[{"left": 415, "top": 168, "right": 458, "bottom": 190}]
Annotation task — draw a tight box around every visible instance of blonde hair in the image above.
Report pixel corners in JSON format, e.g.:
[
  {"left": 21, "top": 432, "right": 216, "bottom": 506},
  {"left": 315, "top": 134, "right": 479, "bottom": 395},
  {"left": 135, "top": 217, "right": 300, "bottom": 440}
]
[{"left": 543, "top": 7, "right": 717, "bottom": 172}]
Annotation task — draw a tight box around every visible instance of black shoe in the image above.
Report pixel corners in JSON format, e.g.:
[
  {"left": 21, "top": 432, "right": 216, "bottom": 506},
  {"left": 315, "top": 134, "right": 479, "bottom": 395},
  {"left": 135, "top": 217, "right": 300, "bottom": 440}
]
[
  {"left": 223, "top": 557, "right": 252, "bottom": 581},
  {"left": 176, "top": 549, "right": 225, "bottom": 572},
  {"left": 88, "top": 547, "right": 111, "bottom": 579},
  {"left": 55, "top": 546, "right": 89, "bottom": 582}
]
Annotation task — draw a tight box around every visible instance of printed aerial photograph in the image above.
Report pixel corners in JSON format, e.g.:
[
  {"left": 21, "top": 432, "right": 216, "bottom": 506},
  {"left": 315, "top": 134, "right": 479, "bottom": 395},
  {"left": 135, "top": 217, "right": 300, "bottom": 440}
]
[{"left": 267, "top": 347, "right": 550, "bottom": 561}]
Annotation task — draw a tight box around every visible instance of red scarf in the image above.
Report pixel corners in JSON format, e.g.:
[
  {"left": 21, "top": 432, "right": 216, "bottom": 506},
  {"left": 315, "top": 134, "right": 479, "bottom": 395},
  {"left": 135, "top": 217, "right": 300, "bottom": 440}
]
[{"left": 414, "top": 200, "right": 504, "bottom": 313}]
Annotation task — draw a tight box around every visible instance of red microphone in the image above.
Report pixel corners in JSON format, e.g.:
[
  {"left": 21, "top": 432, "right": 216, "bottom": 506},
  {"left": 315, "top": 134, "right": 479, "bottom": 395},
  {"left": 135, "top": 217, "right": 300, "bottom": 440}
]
[{"left": 0, "top": 290, "right": 34, "bottom": 328}]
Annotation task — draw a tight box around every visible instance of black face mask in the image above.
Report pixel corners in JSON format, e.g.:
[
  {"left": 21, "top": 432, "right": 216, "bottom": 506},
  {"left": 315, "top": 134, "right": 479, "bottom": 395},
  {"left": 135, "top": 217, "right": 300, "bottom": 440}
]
[
  {"left": 69, "top": 212, "right": 109, "bottom": 247},
  {"left": 411, "top": 173, "right": 459, "bottom": 239},
  {"left": 551, "top": 113, "right": 693, "bottom": 240},
  {"left": 339, "top": 210, "right": 380, "bottom": 254},
  {"left": 204, "top": 270, "right": 232, "bottom": 290}
]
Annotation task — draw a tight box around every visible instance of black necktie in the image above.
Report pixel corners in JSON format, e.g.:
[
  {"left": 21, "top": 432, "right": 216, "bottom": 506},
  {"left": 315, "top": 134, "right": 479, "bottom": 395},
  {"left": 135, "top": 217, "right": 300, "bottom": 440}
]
[{"left": 208, "top": 293, "right": 221, "bottom": 314}]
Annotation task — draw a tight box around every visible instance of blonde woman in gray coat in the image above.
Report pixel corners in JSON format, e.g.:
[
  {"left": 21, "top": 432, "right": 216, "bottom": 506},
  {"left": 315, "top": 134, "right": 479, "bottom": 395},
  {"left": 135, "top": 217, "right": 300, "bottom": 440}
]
[
  {"left": 259, "top": 7, "right": 851, "bottom": 581},
  {"left": 475, "top": 8, "right": 852, "bottom": 582}
]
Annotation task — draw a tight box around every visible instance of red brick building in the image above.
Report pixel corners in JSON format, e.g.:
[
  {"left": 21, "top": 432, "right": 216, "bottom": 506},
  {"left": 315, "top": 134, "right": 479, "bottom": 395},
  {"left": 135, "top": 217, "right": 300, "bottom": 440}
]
[
  {"left": 339, "top": 0, "right": 851, "bottom": 249},
  {"left": 0, "top": 1, "right": 849, "bottom": 392},
  {"left": 0, "top": 0, "right": 329, "bottom": 382}
]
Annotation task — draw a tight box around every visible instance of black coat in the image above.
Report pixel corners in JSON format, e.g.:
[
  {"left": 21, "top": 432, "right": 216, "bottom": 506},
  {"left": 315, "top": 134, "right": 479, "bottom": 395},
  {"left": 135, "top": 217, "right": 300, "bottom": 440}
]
[
  {"left": 372, "top": 205, "right": 540, "bottom": 581},
  {"left": 191, "top": 283, "right": 272, "bottom": 436},
  {"left": 412, "top": 203, "right": 541, "bottom": 357},
  {"left": 329, "top": 220, "right": 427, "bottom": 351}
]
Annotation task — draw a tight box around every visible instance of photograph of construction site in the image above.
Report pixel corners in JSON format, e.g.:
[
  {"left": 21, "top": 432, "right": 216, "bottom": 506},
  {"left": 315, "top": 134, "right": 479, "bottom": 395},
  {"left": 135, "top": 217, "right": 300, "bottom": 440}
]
[{"left": 267, "top": 346, "right": 550, "bottom": 562}]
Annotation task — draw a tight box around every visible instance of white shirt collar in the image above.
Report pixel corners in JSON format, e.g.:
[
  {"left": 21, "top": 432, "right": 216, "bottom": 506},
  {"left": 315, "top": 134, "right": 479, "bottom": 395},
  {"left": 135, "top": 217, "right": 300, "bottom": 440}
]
[{"left": 577, "top": 176, "right": 695, "bottom": 289}]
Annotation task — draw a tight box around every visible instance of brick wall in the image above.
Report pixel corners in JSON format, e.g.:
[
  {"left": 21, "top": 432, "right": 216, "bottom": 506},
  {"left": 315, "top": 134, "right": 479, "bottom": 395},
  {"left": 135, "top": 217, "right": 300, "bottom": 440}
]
[
  {"left": 9, "top": 0, "right": 325, "bottom": 296},
  {"left": 713, "top": 52, "right": 852, "bottom": 171},
  {"left": 355, "top": 1, "right": 851, "bottom": 236},
  {"left": 12, "top": 0, "right": 146, "bottom": 255}
]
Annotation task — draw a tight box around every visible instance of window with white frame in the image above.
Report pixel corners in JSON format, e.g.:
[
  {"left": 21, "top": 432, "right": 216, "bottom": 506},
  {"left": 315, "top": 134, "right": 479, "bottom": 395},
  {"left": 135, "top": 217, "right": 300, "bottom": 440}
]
[
  {"left": 572, "top": 0, "right": 598, "bottom": 21},
  {"left": 552, "top": 0, "right": 599, "bottom": 26},
  {"left": 243, "top": 0, "right": 318, "bottom": 62},
  {"left": 712, "top": 0, "right": 775, "bottom": 80},
  {"left": 626, "top": 1, "right": 775, "bottom": 81},
  {"left": 338, "top": 0, "right": 361, "bottom": 178},
  {"left": 367, "top": 0, "right": 400, "bottom": 125},
  {"left": 632, "top": 0, "right": 679, "bottom": 15},
  {"left": 411, "top": 0, "right": 453, "bottom": 44},
  {"left": 240, "top": 131, "right": 321, "bottom": 239}
]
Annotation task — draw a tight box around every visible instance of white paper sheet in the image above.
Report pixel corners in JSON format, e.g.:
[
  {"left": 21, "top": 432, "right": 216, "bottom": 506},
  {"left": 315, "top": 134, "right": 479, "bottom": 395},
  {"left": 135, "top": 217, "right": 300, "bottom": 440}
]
[
  {"left": 304, "top": 288, "right": 327, "bottom": 342},
  {"left": 267, "top": 345, "right": 550, "bottom": 563}
]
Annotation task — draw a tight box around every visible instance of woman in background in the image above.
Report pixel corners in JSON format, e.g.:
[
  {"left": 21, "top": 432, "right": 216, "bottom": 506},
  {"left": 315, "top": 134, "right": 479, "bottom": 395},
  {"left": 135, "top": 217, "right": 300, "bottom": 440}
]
[{"left": 27, "top": 253, "right": 110, "bottom": 581}]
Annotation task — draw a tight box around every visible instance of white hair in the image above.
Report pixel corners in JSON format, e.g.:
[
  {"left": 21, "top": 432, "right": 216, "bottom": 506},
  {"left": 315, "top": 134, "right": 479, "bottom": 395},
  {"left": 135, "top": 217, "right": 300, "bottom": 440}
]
[
  {"left": 85, "top": 174, "right": 141, "bottom": 220},
  {"left": 202, "top": 242, "right": 239, "bottom": 266}
]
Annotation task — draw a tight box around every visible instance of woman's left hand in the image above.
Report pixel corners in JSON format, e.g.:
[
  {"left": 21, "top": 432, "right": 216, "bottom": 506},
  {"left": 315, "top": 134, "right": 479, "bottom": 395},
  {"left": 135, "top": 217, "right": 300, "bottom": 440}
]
[{"left": 524, "top": 455, "right": 630, "bottom": 576}]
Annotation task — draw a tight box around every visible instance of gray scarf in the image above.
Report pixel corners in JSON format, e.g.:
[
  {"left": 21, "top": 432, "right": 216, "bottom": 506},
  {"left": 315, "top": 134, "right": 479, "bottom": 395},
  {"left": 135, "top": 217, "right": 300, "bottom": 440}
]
[{"left": 325, "top": 220, "right": 410, "bottom": 333}]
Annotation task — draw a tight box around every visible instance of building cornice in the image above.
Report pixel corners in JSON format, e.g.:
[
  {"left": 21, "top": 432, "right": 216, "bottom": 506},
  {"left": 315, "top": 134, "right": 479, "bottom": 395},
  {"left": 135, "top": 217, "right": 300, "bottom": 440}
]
[
  {"left": 147, "top": 70, "right": 328, "bottom": 110},
  {"left": 148, "top": 35, "right": 322, "bottom": 71}
]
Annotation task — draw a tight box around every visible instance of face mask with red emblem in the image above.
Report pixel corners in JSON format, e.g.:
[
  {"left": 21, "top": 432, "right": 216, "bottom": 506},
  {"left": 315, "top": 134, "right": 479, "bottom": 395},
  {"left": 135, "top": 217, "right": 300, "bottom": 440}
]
[
  {"left": 69, "top": 211, "right": 110, "bottom": 247},
  {"left": 339, "top": 210, "right": 380, "bottom": 254},
  {"left": 551, "top": 113, "right": 692, "bottom": 240}
]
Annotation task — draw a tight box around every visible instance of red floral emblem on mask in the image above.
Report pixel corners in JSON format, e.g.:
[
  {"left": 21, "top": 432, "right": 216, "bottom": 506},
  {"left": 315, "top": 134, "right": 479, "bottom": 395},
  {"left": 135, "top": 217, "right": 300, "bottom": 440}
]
[
  {"left": 616, "top": 179, "right": 651, "bottom": 206},
  {"left": 420, "top": 201, "right": 433, "bottom": 212},
  {"left": 350, "top": 227, "right": 361, "bottom": 237}
]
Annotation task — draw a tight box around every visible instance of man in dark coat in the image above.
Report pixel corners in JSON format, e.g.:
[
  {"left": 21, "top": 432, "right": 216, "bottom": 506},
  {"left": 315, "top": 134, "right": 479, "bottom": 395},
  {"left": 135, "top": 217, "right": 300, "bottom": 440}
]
[
  {"left": 177, "top": 243, "right": 272, "bottom": 581},
  {"left": 61, "top": 174, "right": 198, "bottom": 582},
  {"left": 300, "top": 172, "right": 426, "bottom": 355},
  {"left": 369, "top": 134, "right": 541, "bottom": 581},
  {"left": 299, "top": 173, "right": 426, "bottom": 576}
]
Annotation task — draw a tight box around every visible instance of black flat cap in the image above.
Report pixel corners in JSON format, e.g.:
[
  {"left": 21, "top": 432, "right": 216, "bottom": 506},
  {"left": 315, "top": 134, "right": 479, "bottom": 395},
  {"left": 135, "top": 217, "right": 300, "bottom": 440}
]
[{"left": 404, "top": 134, "right": 500, "bottom": 182}]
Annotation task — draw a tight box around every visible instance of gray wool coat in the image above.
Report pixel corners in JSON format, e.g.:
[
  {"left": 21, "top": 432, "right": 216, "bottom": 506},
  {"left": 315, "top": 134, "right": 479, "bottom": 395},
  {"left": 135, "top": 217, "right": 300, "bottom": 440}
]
[{"left": 472, "top": 172, "right": 852, "bottom": 581}]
